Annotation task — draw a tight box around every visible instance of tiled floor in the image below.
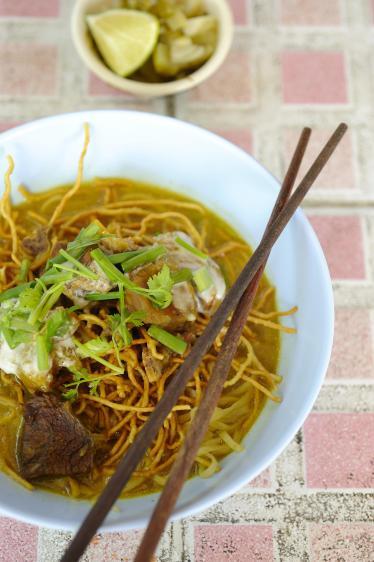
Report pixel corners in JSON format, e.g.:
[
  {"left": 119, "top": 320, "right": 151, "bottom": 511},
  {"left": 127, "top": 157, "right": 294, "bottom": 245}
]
[{"left": 0, "top": 0, "right": 373, "bottom": 560}]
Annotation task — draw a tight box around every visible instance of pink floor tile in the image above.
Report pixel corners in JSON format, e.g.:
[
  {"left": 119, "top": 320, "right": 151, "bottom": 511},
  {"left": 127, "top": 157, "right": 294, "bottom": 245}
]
[
  {"left": 304, "top": 413, "right": 374, "bottom": 488},
  {"left": 214, "top": 129, "right": 253, "bottom": 153},
  {"left": 281, "top": 51, "right": 348, "bottom": 104},
  {"left": 192, "top": 51, "right": 251, "bottom": 103},
  {"left": 88, "top": 72, "right": 133, "bottom": 98},
  {"left": 231, "top": 0, "right": 249, "bottom": 25},
  {"left": 280, "top": 0, "right": 341, "bottom": 26},
  {"left": 328, "top": 308, "right": 373, "bottom": 379},
  {"left": 195, "top": 524, "right": 273, "bottom": 562},
  {"left": 0, "top": 516, "right": 38, "bottom": 562},
  {"left": 84, "top": 530, "right": 142, "bottom": 561},
  {"left": 0, "top": 44, "right": 58, "bottom": 96},
  {"left": 283, "top": 129, "right": 355, "bottom": 189},
  {"left": 309, "top": 523, "right": 374, "bottom": 562},
  {"left": 308, "top": 215, "right": 366, "bottom": 280},
  {"left": 0, "top": 0, "right": 59, "bottom": 17},
  {"left": 0, "top": 121, "right": 22, "bottom": 132},
  {"left": 248, "top": 468, "right": 272, "bottom": 488}
]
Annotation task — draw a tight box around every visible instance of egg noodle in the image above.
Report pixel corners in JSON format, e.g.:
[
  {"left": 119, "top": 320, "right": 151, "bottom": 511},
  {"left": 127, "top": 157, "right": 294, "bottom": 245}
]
[{"left": 0, "top": 126, "right": 296, "bottom": 499}]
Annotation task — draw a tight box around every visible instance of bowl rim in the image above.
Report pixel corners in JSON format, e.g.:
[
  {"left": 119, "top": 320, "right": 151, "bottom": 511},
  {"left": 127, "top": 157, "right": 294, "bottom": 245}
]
[
  {"left": 71, "top": 0, "right": 234, "bottom": 98},
  {"left": 0, "top": 110, "right": 334, "bottom": 530}
]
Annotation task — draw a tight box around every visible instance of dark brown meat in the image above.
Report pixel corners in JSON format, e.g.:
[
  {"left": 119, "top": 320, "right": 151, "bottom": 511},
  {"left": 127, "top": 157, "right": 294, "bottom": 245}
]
[
  {"left": 22, "top": 227, "right": 49, "bottom": 257},
  {"left": 18, "top": 394, "right": 94, "bottom": 480}
]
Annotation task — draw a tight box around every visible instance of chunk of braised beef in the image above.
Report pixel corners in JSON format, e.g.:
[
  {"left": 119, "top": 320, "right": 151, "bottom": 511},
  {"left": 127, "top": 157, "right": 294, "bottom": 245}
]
[{"left": 18, "top": 394, "right": 94, "bottom": 480}]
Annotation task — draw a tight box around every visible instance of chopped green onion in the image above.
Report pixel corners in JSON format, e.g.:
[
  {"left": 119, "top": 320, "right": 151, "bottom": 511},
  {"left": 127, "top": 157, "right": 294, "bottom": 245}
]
[
  {"left": 120, "top": 322, "right": 133, "bottom": 347},
  {"left": 58, "top": 249, "right": 99, "bottom": 280},
  {"left": 85, "top": 291, "right": 121, "bottom": 301},
  {"left": 18, "top": 259, "right": 30, "bottom": 282},
  {"left": 38, "top": 286, "right": 65, "bottom": 323},
  {"left": 45, "top": 309, "right": 70, "bottom": 351},
  {"left": 53, "top": 263, "right": 97, "bottom": 281},
  {"left": 171, "top": 268, "right": 193, "bottom": 284},
  {"left": 0, "top": 282, "right": 33, "bottom": 304},
  {"left": 192, "top": 266, "right": 213, "bottom": 292},
  {"left": 36, "top": 334, "right": 50, "bottom": 371},
  {"left": 175, "top": 236, "right": 208, "bottom": 260},
  {"left": 28, "top": 282, "right": 65, "bottom": 325},
  {"left": 91, "top": 249, "right": 173, "bottom": 309},
  {"left": 118, "top": 284, "right": 132, "bottom": 346},
  {"left": 9, "top": 318, "right": 38, "bottom": 333},
  {"left": 108, "top": 249, "right": 144, "bottom": 265},
  {"left": 40, "top": 271, "right": 73, "bottom": 285},
  {"left": 121, "top": 245, "right": 166, "bottom": 273},
  {"left": 91, "top": 248, "right": 127, "bottom": 284},
  {"left": 46, "top": 223, "right": 105, "bottom": 269},
  {"left": 147, "top": 325, "right": 187, "bottom": 355},
  {"left": 119, "top": 283, "right": 125, "bottom": 318},
  {"left": 73, "top": 337, "right": 123, "bottom": 374}
]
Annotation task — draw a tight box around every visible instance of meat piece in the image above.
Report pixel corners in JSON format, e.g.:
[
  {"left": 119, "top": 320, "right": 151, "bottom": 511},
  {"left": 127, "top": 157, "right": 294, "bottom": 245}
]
[
  {"left": 155, "top": 232, "right": 226, "bottom": 315},
  {"left": 22, "top": 228, "right": 49, "bottom": 257},
  {"left": 126, "top": 231, "right": 226, "bottom": 330},
  {"left": 99, "top": 236, "right": 140, "bottom": 253},
  {"left": 63, "top": 261, "right": 115, "bottom": 307},
  {"left": 18, "top": 394, "right": 94, "bottom": 479},
  {"left": 127, "top": 262, "right": 197, "bottom": 331}
]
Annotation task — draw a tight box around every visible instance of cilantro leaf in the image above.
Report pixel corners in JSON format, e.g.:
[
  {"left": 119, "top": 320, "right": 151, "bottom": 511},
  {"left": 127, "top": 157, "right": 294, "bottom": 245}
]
[
  {"left": 125, "top": 310, "right": 146, "bottom": 327},
  {"left": 18, "top": 285, "right": 43, "bottom": 311},
  {"left": 46, "top": 223, "right": 108, "bottom": 270},
  {"left": 73, "top": 337, "right": 123, "bottom": 374},
  {"left": 78, "top": 337, "right": 113, "bottom": 357},
  {"left": 62, "top": 388, "right": 78, "bottom": 401},
  {"left": 146, "top": 265, "right": 174, "bottom": 309},
  {"left": 62, "top": 366, "right": 120, "bottom": 401}
]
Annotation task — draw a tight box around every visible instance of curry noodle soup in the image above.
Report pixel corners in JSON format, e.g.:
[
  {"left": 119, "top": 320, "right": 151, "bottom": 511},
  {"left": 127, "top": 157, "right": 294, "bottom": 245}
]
[{"left": 0, "top": 127, "right": 296, "bottom": 500}]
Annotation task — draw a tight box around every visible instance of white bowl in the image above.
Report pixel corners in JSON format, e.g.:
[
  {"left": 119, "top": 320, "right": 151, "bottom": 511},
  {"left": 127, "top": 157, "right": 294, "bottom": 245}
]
[
  {"left": 0, "top": 111, "right": 334, "bottom": 531},
  {"left": 71, "top": 0, "right": 234, "bottom": 97}
]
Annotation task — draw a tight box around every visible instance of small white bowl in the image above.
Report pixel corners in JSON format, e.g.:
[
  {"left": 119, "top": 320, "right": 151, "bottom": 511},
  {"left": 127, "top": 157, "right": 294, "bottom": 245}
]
[
  {"left": 71, "top": 0, "right": 234, "bottom": 97},
  {"left": 0, "top": 111, "right": 334, "bottom": 531}
]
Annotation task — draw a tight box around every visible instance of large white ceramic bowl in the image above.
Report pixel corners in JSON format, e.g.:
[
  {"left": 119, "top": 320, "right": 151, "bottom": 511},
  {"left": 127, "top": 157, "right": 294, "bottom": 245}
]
[{"left": 0, "top": 111, "right": 334, "bottom": 531}]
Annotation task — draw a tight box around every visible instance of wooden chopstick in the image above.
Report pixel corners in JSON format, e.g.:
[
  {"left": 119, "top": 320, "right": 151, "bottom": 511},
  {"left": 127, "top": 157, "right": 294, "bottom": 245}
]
[
  {"left": 133, "top": 127, "right": 312, "bottom": 562},
  {"left": 61, "top": 123, "right": 347, "bottom": 562}
]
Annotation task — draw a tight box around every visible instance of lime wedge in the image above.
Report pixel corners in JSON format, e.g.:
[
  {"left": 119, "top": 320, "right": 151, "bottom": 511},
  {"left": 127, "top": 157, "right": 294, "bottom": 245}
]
[{"left": 87, "top": 9, "right": 159, "bottom": 77}]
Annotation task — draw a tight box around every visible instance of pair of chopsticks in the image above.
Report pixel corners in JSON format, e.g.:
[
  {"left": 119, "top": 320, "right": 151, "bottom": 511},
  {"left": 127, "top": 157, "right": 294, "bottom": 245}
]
[{"left": 61, "top": 123, "right": 347, "bottom": 562}]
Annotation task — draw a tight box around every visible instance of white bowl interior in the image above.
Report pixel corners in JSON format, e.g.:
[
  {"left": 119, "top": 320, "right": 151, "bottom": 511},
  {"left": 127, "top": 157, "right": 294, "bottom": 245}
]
[{"left": 0, "top": 111, "right": 333, "bottom": 531}]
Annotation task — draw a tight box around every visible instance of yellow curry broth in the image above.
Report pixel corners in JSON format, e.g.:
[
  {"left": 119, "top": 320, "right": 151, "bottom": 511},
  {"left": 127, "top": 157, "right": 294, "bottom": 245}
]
[{"left": 0, "top": 178, "right": 280, "bottom": 499}]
